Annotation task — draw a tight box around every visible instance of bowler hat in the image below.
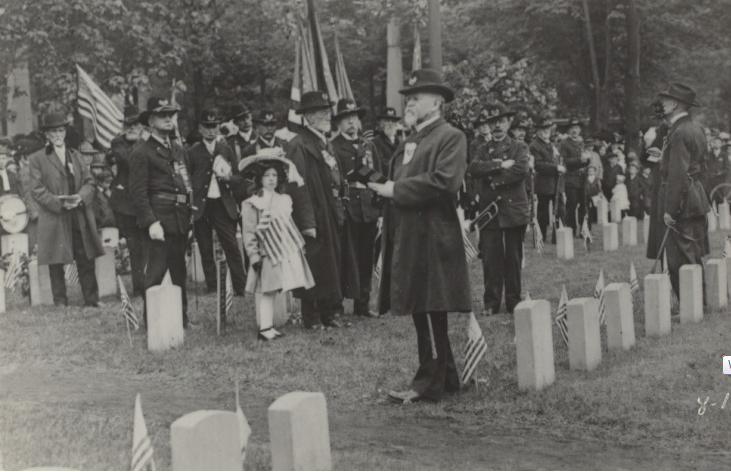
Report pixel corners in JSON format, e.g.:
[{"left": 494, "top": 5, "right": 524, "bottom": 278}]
[
  {"left": 253, "top": 110, "right": 278, "bottom": 126},
  {"left": 482, "top": 103, "right": 515, "bottom": 123},
  {"left": 657, "top": 83, "right": 700, "bottom": 107},
  {"left": 296, "top": 91, "right": 333, "bottom": 114},
  {"left": 534, "top": 115, "right": 554, "bottom": 129},
  {"left": 230, "top": 104, "right": 251, "bottom": 121},
  {"left": 332, "top": 98, "right": 366, "bottom": 121},
  {"left": 199, "top": 108, "right": 221, "bottom": 126},
  {"left": 377, "top": 107, "right": 401, "bottom": 121},
  {"left": 139, "top": 97, "right": 180, "bottom": 126},
  {"left": 40, "top": 111, "right": 69, "bottom": 131},
  {"left": 79, "top": 141, "right": 99, "bottom": 155},
  {"left": 399, "top": 69, "right": 455, "bottom": 103},
  {"left": 123, "top": 105, "right": 141, "bottom": 126}
]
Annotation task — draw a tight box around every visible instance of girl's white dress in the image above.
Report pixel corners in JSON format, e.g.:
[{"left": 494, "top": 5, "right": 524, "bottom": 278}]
[
  {"left": 241, "top": 191, "right": 315, "bottom": 294},
  {"left": 611, "top": 183, "right": 630, "bottom": 211}
]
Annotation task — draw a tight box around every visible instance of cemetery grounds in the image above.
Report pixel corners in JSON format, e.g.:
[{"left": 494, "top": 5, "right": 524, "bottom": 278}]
[{"left": 1, "top": 230, "right": 731, "bottom": 470}]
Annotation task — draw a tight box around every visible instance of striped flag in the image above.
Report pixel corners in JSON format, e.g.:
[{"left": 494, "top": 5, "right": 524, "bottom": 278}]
[
  {"left": 306, "top": 0, "right": 339, "bottom": 107},
  {"left": 581, "top": 216, "right": 592, "bottom": 251},
  {"left": 554, "top": 285, "right": 569, "bottom": 346},
  {"left": 630, "top": 262, "right": 640, "bottom": 293},
  {"left": 460, "top": 312, "right": 487, "bottom": 385},
  {"left": 287, "top": 32, "right": 305, "bottom": 129},
  {"left": 225, "top": 268, "right": 233, "bottom": 314},
  {"left": 722, "top": 238, "right": 731, "bottom": 258},
  {"left": 463, "top": 229, "right": 478, "bottom": 262},
  {"left": 663, "top": 250, "right": 669, "bottom": 274},
  {"left": 4, "top": 253, "right": 21, "bottom": 292},
  {"left": 532, "top": 218, "right": 544, "bottom": 254},
  {"left": 256, "top": 215, "right": 306, "bottom": 266},
  {"left": 118, "top": 276, "right": 140, "bottom": 330},
  {"left": 76, "top": 64, "right": 123, "bottom": 149},
  {"left": 131, "top": 394, "right": 155, "bottom": 471},
  {"left": 216, "top": 259, "right": 228, "bottom": 335},
  {"left": 235, "top": 382, "right": 251, "bottom": 467},
  {"left": 65, "top": 264, "right": 79, "bottom": 286},
  {"left": 594, "top": 269, "right": 607, "bottom": 325},
  {"left": 412, "top": 22, "right": 422, "bottom": 71},
  {"left": 373, "top": 252, "right": 383, "bottom": 284},
  {"left": 332, "top": 30, "right": 354, "bottom": 101}
]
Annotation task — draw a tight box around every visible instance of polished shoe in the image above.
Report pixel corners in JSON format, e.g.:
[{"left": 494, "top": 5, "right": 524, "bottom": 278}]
[
  {"left": 258, "top": 327, "right": 279, "bottom": 341},
  {"left": 387, "top": 389, "right": 424, "bottom": 404}
]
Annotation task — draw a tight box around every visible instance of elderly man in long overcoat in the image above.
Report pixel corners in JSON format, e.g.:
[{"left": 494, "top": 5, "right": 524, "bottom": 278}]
[
  {"left": 370, "top": 69, "right": 471, "bottom": 403},
  {"left": 29, "top": 111, "right": 105, "bottom": 307},
  {"left": 654, "top": 83, "right": 710, "bottom": 297},
  {"left": 287, "top": 91, "right": 348, "bottom": 329}
]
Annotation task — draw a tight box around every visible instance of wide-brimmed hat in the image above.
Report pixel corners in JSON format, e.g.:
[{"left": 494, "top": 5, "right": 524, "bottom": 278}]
[
  {"left": 230, "top": 104, "right": 251, "bottom": 121},
  {"left": 566, "top": 116, "right": 583, "bottom": 128},
  {"left": 534, "top": 115, "right": 554, "bottom": 129},
  {"left": 399, "top": 69, "right": 455, "bottom": 103},
  {"left": 377, "top": 107, "right": 401, "bottom": 121},
  {"left": 40, "top": 111, "right": 69, "bottom": 131},
  {"left": 199, "top": 108, "right": 221, "bottom": 126},
  {"left": 253, "top": 110, "right": 278, "bottom": 126},
  {"left": 79, "top": 141, "right": 99, "bottom": 155},
  {"left": 123, "top": 105, "right": 141, "bottom": 126},
  {"left": 473, "top": 109, "right": 493, "bottom": 127},
  {"left": 332, "top": 98, "right": 366, "bottom": 121},
  {"left": 482, "top": 103, "right": 515, "bottom": 123},
  {"left": 237, "top": 148, "right": 304, "bottom": 187},
  {"left": 139, "top": 97, "right": 180, "bottom": 126},
  {"left": 657, "top": 82, "right": 700, "bottom": 107},
  {"left": 296, "top": 91, "right": 333, "bottom": 114}
]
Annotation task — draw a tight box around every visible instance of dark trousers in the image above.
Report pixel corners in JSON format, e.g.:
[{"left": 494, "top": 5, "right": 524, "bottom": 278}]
[
  {"left": 48, "top": 224, "right": 99, "bottom": 306},
  {"left": 301, "top": 298, "right": 338, "bottom": 328},
  {"left": 194, "top": 199, "right": 246, "bottom": 294},
  {"left": 480, "top": 225, "right": 526, "bottom": 314},
  {"left": 565, "top": 186, "right": 585, "bottom": 233},
  {"left": 144, "top": 234, "right": 188, "bottom": 327},
  {"left": 346, "top": 218, "right": 378, "bottom": 314},
  {"left": 536, "top": 194, "right": 553, "bottom": 242},
  {"left": 115, "top": 212, "right": 148, "bottom": 297},
  {"left": 411, "top": 312, "right": 460, "bottom": 401},
  {"left": 666, "top": 216, "right": 708, "bottom": 298}
]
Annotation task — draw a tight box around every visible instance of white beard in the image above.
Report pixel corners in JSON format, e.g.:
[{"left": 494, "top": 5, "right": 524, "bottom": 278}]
[{"left": 403, "top": 111, "right": 417, "bottom": 128}]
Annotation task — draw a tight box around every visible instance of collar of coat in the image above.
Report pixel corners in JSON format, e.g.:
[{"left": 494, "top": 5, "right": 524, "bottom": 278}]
[
  {"left": 146, "top": 135, "right": 183, "bottom": 162},
  {"left": 406, "top": 117, "right": 446, "bottom": 143}
]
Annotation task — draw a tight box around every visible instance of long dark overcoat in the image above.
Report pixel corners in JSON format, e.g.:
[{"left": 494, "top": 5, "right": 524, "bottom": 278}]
[
  {"left": 287, "top": 127, "right": 356, "bottom": 303},
  {"left": 530, "top": 137, "right": 559, "bottom": 196},
  {"left": 377, "top": 118, "right": 472, "bottom": 316},
  {"left": 29, "top": 146, "right": 104, "bottom": 265},
  {"left": 188, "top": 139, "right": 242, "bottom": 222},
  {"left": 642, "top": 124, "right": 668, "bottom": 259}
]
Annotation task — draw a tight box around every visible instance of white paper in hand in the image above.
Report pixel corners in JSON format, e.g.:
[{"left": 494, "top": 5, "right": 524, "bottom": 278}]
[{"left": 213, "top": 155, "right": 232, "bottom": 178}]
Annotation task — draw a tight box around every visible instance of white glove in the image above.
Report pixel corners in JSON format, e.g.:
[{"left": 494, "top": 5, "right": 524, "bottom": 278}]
[
  {"left": 213, "top": 155, "right": 232, "bottom": 179},
  {"left": 149, "top": 221, "right": 165, "bottom": 241}
]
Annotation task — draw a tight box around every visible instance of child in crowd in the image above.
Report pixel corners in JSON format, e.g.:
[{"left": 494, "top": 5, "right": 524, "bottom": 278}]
[
  {"left": 626, "top": 161, "right": 647, "bottom": 219},
  {"left": 584, "top": 165, "right": 602, "bottom": 227},
  {"left": 611, "top": 173, "right": 630, "bottom": 219},
  {"left": 240, "top": 155, "right": 313, "bottom": 341}
]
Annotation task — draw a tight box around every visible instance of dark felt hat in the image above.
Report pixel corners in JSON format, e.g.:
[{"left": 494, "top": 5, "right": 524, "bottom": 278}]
[
  {"left": 199, "top": 108, "right": 221, "bottom": 126},
  {"left": 482, "top": 103, "right": 515, "bottom": 123},
  {"left": 399, "top": 69, "right": 455, "bottom": 103},
  {"left": 567, "top": 116, "right": 583, "bottom": 128},
  {"left": 332, "top": 98, "right": 366, "bottom": 121},
  {"left": 40, "top": 111, "right": 69, "bottom": 131},
  {"left": 657, "top": 82, "right": 700, "bottom": 107},
  {"left": 139, "top": 97, "right": 180, "bottom": 126},
  {"left": 230, "top": 104, "right": 252, "bottom": 121},
  {"left": 296, "top": 91, "right": 333, "bottom": 114},
  {"left": 123, "top": 105, "right": 141, "bottom": 126},
  {"left": 377, "top": 107, "right": 401, "bottom": 121},
  {"left": 534, "top": 115, "right": 554, "bottom": 129},
  {"left": 253, "top": 110, "right": 278, "bottom": 126}
]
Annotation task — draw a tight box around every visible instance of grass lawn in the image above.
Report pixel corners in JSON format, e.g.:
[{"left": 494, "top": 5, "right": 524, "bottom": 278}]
[{"left": 1, "top": 226, "right": 731, "bottom": 470}]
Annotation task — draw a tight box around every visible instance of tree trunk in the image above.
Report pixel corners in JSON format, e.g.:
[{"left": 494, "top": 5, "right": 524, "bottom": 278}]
[
  {"left": 624, "top": 0, "right": 641, "bottom": 155},
  {"left": 581, "top": 0, "right": 601, "bottom": 131}
]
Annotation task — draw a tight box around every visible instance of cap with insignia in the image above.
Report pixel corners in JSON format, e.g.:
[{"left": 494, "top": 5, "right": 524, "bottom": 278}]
[
  {"left": 332, "top": 98, "right": 366, "bottom": 121},
  {"left": 199, "top": 108, "right": 221, "bottom": 126},
  {"left": 482, "top": 102, "right": 515, "bottom": 123},
  {"left": 398, "top": 68, "right": 455, "bottom": 102},
  {"left": 377, "top": 107, "right": 401, "bottom": 121},
  {"left": 295, "top": 91, "right": 333, "bottom": 114},
  {"left": 253, "top": 110, "right": 278, "bottom": 126},
  {"left": 139, "top": 97, "right": 180, "bottom": 126}
]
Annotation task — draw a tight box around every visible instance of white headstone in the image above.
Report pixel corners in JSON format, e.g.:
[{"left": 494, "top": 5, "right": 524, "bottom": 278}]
[
  {"left": 567, "top": 297, "right": 601, "bottom": 371},
  {"left": 604, "top": 283, "right": 635, "bottom": 351},
  {"left": 6, "top": 60, "right": 34, "bottom": 136},
  {"left": 621, "top": 217, "right": 638, "bottom": 247},
  {"left": 602, "top": 223, "right": 619, "bottom": 251},
  {"left": 99, "top": 227, "right": 119, "bottom": 248},
  {"left": 679, "top": 264, "right": 703, "bottom": 323},
  {"left": 644, "top": 274, "right": 671, "bottom": 336},
  {"left": 0, "top": 269, "right": 5, "bottom": 313},
  {"left": 705, "top": 258, "right": 728, "bottom": 312},
  {"left": 556, "top": 227, "right": 574, "bottom": 260},
  {"left": 513, "top": 300, "right": 555, "bottom": 391},
  {"left": 708, "top": 210, "right": 718, "bottom": 233},
  {"left": 189, "top": 241, "right": 206, "bottom": 283},
  {"left": 146, "top": 280, "right": 184, "bottom": 352},
  {"left": 610, "top": 199, "right": 622, "bottom": 223},
  {"left": 598, "top": 197, "right": 609, "bottom": 225},
  {"left": 95, "top": 246, "right": 117, "bottom": 297},
  {"left": 642, "top": 215, "right": 650, "bottom": 243},
  {"left": 1, "top": 233, "right": 29, "bottom": 256},
  {"left": 726, "top": 258, "right": 731, "bottom": 304},
  {"left": 29, "top": 261, "right": 53, "bottom": 306},
  {"left": 718, "top": 201, "right": 731, "bottom": 230},
  {"left": 268, "top": 392, "right": 332, "bottom": 471},
  {"left": 171, "top": 410, "right": 241, "bottom": 471}
]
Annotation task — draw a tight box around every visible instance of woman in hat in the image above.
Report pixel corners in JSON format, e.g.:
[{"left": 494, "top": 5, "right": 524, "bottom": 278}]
[{"left": 240, "top": 152, "right": 313, "bottom": 341}]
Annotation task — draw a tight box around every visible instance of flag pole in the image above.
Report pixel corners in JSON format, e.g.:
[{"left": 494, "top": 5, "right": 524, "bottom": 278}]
[{"left": 125, "top": 314, "right": 133, "bottom": 347}]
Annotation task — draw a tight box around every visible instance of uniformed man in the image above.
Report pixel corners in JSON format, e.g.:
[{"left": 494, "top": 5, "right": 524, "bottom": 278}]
[
  {"left": 469, "top": 109, "right": 492, "bottom": 163},
  {"left": 286, "top": 91, "right": 347, "bottom": 329},
  {"left": 655, "top": 83, "right": 710, "bottom": 298},
  {"left": 530, "top": 116, "right": 565, "bottom": 242},
  {"left": 227, "top": 104, "right": 256, "bottom": 161},
  {"left": 371, "top": 107, "right": 401, "bottom": 170},
  {"left": 108, "top": 105, "right": 148, "bottom": 297},
  {"left": 331, "top": 98, "right": 381, "bottom": 318},
  {"left": 510, "top": 111, "right": 532, "bottom": 144},
  {"left": 705, "top": 135, "right": 727, "bottom": 203},
  {"left": 129, "top": 97, "right": 193, "bottom": 328},
  {"left": 188, "top": 108, "right": 246, "bottom": 295},
  {"left": 559, "top": 117, "right": 590, "bottom": 233},
  {"left": 243, "top": 110, "right": 289, "bottom": 156},
  {"left": 466, "top": 102, "right": 530, "bottom": 316}
]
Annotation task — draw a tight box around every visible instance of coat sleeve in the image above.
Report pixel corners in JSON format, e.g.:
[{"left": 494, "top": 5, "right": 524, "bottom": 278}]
[
  {"left": 393, "top": 129, "right": 466, "bottom": 207},
  {"left": 490, "top": 142, "right": 530, "bottom": 188},
  {"left": 29, "top": 154, "right": 63, "bottom": 214},
  {"left": 664, "top": 130, "right": 692, "bottom": 218},
  {"left": 129, "top": 146, "right": 157, "bottom": 229},
  {"left": 241, "top": 201, "right": 261, "bottom": 264},
  {"left": 286, "top": 140, "right": 316, "bottom": 231},
  {"left": 76, "top": 155, "right": 96, "bottom": 206},
  {"left": 532, "top": 144, "right": 558, "bottom": 176},
  {"left": 561, "top": 141, "right": 588, "bottom": 171},
  {"left": 466, "top": 158, "right": 503, "bottom": 177}
]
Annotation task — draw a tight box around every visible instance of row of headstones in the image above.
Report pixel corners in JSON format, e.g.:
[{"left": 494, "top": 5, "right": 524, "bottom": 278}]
[
  {"left": 513, "top": 259, "right": 729, "bottom": 391},
  {"left": 555, "top": 216, "right": 646, "bottom": 259},
  {"left": 599, "top": 199, "right": 731, "bottom": 230}
]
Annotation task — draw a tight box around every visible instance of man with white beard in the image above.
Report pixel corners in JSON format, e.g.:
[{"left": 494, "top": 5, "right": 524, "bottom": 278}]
[{"left": 370, "top": 69, "right": 471, "bottom": 403}]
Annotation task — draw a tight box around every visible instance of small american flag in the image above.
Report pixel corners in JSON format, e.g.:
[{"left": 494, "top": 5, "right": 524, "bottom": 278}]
[
  {"left": 555, "top": 285, "right": 569, "bottom": 347},
  {"left": 4, "top": 253, "right": 22, "bottom": 292},
  {"left": 65, "top": 264, "right": 79, "bottom": 286},
  {"left": 722, "top": 238, "right": 731, "bottom": 258},
  {"left": 594, "top": 269, "right": 606, "bottom": 325},
  {"left": 463, "top": 229, "right": 479, "bottom": 262},
  {"left": 580, "top": 216, "right": 592, "bottom": 251},
  {"left": 460, "top": 312, "right": 488, "bottom": 385},
  {"left": 216, "top": 259, "right": 228, "bottom": 335},
  {"left": 373, "top": 252, "right": 383, "bottom": 283},
  {"left": 225, "top": 268, "right": 233, "bottom": 314},
  {"left": 630, "top": 262, "right": 639, "bottom": 293},
  {"left": 532, "top": 218, "right": 544, "bottom": 254},
  {"left": 131, "top": 394, "right": 156, "bottom": 471},
  {"left": 118, "top": 276, "right": 139, "bottom": 330},
  {"left": 235, "top": 381, "right": 251, "bottom": 467}
]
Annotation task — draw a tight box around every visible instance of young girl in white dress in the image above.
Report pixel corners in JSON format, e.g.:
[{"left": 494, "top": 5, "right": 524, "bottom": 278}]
[{"left": 240, "top": 157, "right": 314, "bottom": 341}]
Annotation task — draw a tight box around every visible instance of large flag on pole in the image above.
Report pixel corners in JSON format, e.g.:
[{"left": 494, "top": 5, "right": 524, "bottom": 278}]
[
  {"left": 412, "top": 23, "right": 422, "bottom": 71},
  {"left": 460, "top": 312, "right": 487, "bottom": 385},
  {"left": 76, "top": 64, "right": 123, "bottom": 149},
  {"left": 333, "top": 30, "right": 354, "bottom": 101},
  {"left": 131, "top": 394, "right": 155, "bottom": 471},
  {"left": 306, "top": 0, "right": 339, "bottom": 106},
  {"left": 288, "top": 38, "right": 303, "bottom": 128}
]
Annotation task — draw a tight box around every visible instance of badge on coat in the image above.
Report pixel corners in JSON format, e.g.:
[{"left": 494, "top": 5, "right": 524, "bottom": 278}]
[
  {"left": 403, "top": 142, "right": 417, "bottom": 165},
  {"left": 322, "top": 149, "right": 338, "bottom": 170}
]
